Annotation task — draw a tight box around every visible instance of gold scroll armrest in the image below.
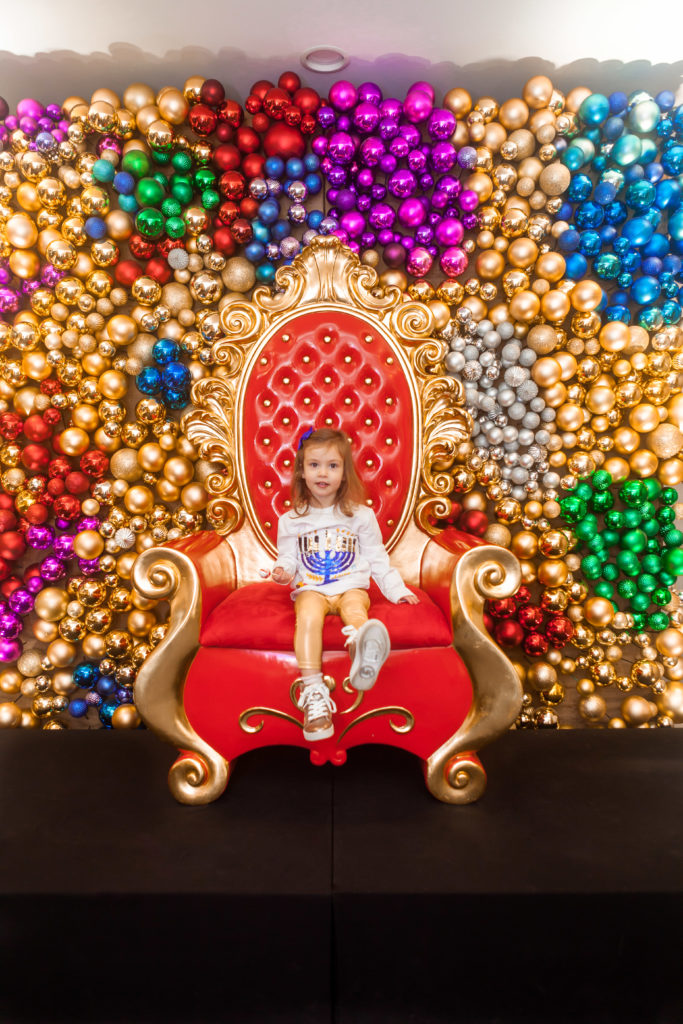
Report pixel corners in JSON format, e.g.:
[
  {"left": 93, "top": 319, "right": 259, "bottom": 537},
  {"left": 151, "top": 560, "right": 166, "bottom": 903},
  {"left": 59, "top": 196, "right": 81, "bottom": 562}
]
[
  {"left": 421, "top": 535, "right": 522, "bottom": 803},
  {"left": 131, "top": 539, "right": 235, "bottom": 804}
]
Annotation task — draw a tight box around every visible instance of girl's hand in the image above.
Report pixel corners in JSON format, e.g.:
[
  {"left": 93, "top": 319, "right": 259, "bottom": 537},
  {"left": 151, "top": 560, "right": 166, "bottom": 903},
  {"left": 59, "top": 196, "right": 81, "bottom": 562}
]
[
  {"left": 398, "top": 593, "right": 419, "bottom": 604},
  {"left": 271, "top": 566, "right": 294, "bottom": 585}
]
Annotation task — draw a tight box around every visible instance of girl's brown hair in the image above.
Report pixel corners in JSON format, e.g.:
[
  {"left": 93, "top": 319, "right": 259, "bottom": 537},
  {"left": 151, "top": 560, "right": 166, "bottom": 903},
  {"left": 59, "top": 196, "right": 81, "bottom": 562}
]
[{"left": 291, "top": 428, "right": 367, "bottom": 517}]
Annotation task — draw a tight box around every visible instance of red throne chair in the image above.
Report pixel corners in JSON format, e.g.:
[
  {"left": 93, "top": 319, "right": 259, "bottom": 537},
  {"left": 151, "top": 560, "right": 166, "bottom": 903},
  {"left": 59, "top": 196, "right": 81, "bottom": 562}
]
[{"left": 132, "top": 237, "right": 522, "bottom": 805}]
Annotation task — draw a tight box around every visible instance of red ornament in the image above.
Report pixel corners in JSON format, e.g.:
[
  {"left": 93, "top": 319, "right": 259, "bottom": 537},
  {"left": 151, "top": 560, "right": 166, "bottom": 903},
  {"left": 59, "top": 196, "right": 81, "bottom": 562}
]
[
  {"left": 524, "top": 632, "right": 549, "bottom": 657},
  {"left": 250, "top": 80, "right": 274, "bottom": 100},
  {"left": 300, "top": 114, "right": 317, "bottom": 135},
  {"left": 217, "top": 99, "right": 243, "bottom": 128},
  {"left": 47, "top": 479, "right": 65, "bottom": 497},
  {"left": 217, "top": 201, "right": 239, "bottom": 226},
  {"left": 239, "top": 197, "right": 260, "bottom": 220},
  {"left": 213, "top": 144, "right": 241, "bottom": 172},
  {"left": 23, "top": 503, "right": 48, "bottom": 525},
  {"left": 514, "top": 585, "right": 532, "bottom": 606},
  {"left": 23, "top": 414, "right": 52, "bottom": 442},
  {"left": 251, "top": 113, "right": 270, "bottom": 134},
  {"left": 156, "top": 237, "right": 185, "bottom": 258},
  {"left": 65, "top": 471, "right": 89, "bottom": 494},
  {"left": 0, "top": 509, "right": 18, "bottom": 532},
  {"left": 494, "top": 620, "right": 525, "bottom": 648},
  {"left": 200, "top": 79, "right": 225, "bottom": 106},
  {"left": 129, "top": 235, "right": 155, "bottom": 260},
  {"left": 458, "top": 509, "right": 488, "bottom": 537},
  {"left": 48, "top": 457, "right": 71, "bottom": 480},
  {"left": 241, "top": 153, "right": 265, "bottom": 179},
  {"left": 53, "top": 494, "right": 81, "bottom": 521},
  {"left": 263, "top": 88, "right": 290, "bottom": 120},
  {"left": 80, "top": 450, "right": 109, "bottom": 479},
  {"left": 518, "top": 605, "right": 545, "bottom": 631},
  {"left": 263, "top": 123, "right": 305, "bottom": 159},
  {"left": 21, "top": 444, "right": 50, "bottom": 473},
  {"left": 245, "top": 94, "right": 262, "bottom": 115},
  {"left": 0, "top": 556, "right": 9, "bottom": 582},
  {"left": 0, "top": 531, "right": 26, "bottom": 561},
  {"left": 145, "top": 257, "right": 172, "bottom": 284},
  {"left": 215, "top": 123, "right": 234, "bottom": 144},
  {"left": 235, "top": 126, "right": 261, "bottom": 154},
  {"left": 545, "top": 615, "right": 574, "bottom": 647},
  {"left": 488, "top": 597, "right": 517, "bottom": 619},
  {"left": 0, "top": 412, "right": 23, "bottom": 440},
  {"left": 230, "top": 219, "right": 253, "bottom": 244},
  {"left": 212, "top": 227, "right": 236, "bottom": 255},
  {"left": 293, "top": 87, "right": 321, "bottom": 115},
  {"left": 278, "top": 71, "right": 302, "bottom": 94},
  {"left": 188, "top": 104, "right": 218, "bottom": 136},
  {"left": 1, "top": 577, "right": 22, "bottom": 597},
  {"left": 218, "top": 170, "right": 246, "bottom": 201},
  {"left": 284, "top": 105, "right": 302, "bottom": 127},
  {"left": 40, "top": 381, "right": 61, "bottom": 398},
  {"left": 0, "top": 494, "right": 13, "bottom": 510}
]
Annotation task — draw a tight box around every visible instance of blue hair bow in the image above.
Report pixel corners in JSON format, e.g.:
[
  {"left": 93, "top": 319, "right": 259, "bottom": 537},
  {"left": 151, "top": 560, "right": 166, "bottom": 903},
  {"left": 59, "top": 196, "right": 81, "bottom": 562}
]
[{"left": 298, "top": 428, "right": 314, "bottom": 450}]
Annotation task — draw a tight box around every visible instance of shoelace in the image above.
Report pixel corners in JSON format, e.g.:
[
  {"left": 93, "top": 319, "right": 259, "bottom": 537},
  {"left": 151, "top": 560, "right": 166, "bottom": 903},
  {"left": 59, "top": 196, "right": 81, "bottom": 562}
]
[
  {"left": 297, "top": 683, "right": 337, "bottom": 717},
  {"left": 341, "top": 624, "right": 358, "bottom": 648}
]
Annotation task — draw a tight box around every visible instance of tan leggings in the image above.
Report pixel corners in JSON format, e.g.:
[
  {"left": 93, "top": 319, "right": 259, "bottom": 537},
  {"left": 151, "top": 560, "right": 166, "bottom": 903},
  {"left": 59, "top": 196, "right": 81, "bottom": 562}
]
[{"left": 294, "top": 588, "right": 370, "bottom": 675}]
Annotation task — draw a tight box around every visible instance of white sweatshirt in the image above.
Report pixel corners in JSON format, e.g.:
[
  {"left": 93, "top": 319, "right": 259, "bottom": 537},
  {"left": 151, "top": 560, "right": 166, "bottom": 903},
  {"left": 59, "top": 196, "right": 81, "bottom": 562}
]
[{"left": 274, "top": 503, "right": 412, "bottom": 603}]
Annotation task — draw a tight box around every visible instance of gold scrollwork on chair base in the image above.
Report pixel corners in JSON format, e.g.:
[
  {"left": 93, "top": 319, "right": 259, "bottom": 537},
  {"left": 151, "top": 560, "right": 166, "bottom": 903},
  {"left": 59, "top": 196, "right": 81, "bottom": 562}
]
[
  {"left": 340, "top": 676, "right": 364, "bottom": 715},
  {"left": 239, "top": 708, "right": 304, "bottom": 734},
  {"left": 336, "top": 706, "right": 415, "bottom": 743},
  {"left": 424, "top": 752, "right": 486, "bottom": 806}
]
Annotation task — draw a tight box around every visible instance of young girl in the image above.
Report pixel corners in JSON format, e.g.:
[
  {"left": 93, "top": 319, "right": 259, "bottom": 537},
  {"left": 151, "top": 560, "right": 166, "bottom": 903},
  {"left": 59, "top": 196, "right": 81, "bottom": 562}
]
[{"left": 271, "top": 427, "right": 419, "bottom": 742}]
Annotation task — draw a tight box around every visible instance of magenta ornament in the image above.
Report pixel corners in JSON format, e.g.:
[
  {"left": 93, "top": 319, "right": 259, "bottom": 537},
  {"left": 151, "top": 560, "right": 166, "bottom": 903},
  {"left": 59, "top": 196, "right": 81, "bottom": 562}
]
[
  {"left": 328, "top": 81, "right": 358, "bottom": 111},
  {"left": 406, "top": 246, "right": 433, "bottom": 277},
  {"left": 403, "top": 89, "right": 433, "bottom": 124},
  {"left": 0, "top": 639, "right": 22, "bottom": 663},
  {"left": 440, "top": 246, "right": 469, "bottom": 278},
  {"left": 397, "top": 197, "right": 427, "bottom": 228}
]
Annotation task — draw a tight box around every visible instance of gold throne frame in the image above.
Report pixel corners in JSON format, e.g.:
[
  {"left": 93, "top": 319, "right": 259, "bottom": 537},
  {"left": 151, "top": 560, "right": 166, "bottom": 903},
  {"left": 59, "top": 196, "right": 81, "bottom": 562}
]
[{"left": 132, "top": 236, "right": 522, "bottom": 805}]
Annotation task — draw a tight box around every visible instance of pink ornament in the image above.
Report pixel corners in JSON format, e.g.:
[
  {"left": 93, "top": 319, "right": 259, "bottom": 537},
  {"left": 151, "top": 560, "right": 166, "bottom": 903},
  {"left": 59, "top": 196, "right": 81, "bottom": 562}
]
[
  {"left": 403, "top": 88, "right": 433, "bottom": 124},
  {"left": 328, "top": 80, "right": 358, "bottom": 111},
  {"left": 435, "top": 218, "right": 464, "bottom": 247},
  {"left": 397, "top": 197, "right": 426, "bottom": 228},
  {"left": 406, "top": 246, "right": 433, "bottom": 277},
  {"left": 439, "top": 246, "right": 468, "bottom": 278}
]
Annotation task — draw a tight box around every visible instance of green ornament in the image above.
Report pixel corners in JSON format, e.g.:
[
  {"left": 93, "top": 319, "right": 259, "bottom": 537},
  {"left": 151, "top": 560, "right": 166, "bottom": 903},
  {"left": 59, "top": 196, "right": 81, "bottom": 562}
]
[
  {"left": 201, "top": 188, "right": 220, "bottom": 210},
  {"left": 617, "top": 579, "right": 637, "bottom": 599},
  {"left": 602, "top": 529, "right": 620, "bottom": 548},
  {"left": 605, "top": 510, "right": 624, "bottom": 530},
  {"left": 646, "top": 538, "right": 660, "bottom": 554},
  {"left": 122, "top": 150, "right": 151, "bottom": 179},
  {"left": 636, "top": 573, "right": 657, "bottom": 593},
  {"left": 662, "top": 527, "right": 683, "bottom": 548},
  {"left": 656, "top": 506, "right": 676, "bottom": 526},
  {"left": 617, "top": 550, "right": 640, "bottom": 576},
  {"left": 590, "top": 491, "right": 614, "bottom": 513},
  {"left": 594, "top": 582, "right": 614, "bottom": 599},
  {"left": 151, "top": 148, "right": 171, "bottom": 163},
  {"left": 659, "top": 571, "right": 677, "bottom": 587},
  {"left": 641, "top": 517, "right": 660, "bottom": 539},
  {"left": 165, "top": 216, "right": 186, "bottom": 239},
  {"left": 643, "top": 478, "right": 662, "bottom": 499},
  {"left": 647, "top": 611, "right": 669, "bottom": 631},
  {"left": 135, "top": 176, "right": 166, "bottom": 207},
  {"left": 641, "top": 553, "right": 662, "bottom": 574},
  {"left": 560, "top": 496, "right": 588, "bottom": 524},
  {"left": 161, "top": 197, "right": 182, "bottom": 218},
  {"left": 662, "top": 548, "right": 683, "bottom": 575},
  {"left": 623, "top": 508, "right": 642, "bottom": 529},
  {"left": 602, "top": 563, "right": 619, "bottom": 581},
  {"left": 621, "top": 528, "right": 647, "bottom": 554},
  {"left": 632, "top": 612, "right": 647, "bottom": 631},
  {"left": 652, "top": 588, "right": 671, "bottom": 606},
  {"left": 575, "top": 482, "right": 593, "bottom": 501},
  {"left": 135, "top": 208, "right": 165, "bottom": 238},
  {"left": 591, "top": 470, "right": 612, "bottom": 491},
  {"left": 630, "top": 593, "right": 651, "bottom": 613},
  {"left": 195, "top": 168, "right": 216, "bottom": 190},
  {"left": 171, "top": 175, "right": 194, "bottom": 205},
  {"left": 172, "top": 151, "right": 193, "bottom": 172},
  {"left": 575, "top": 515, "right": 598, "bottom": 541},
  {"left": 660, "top": 487, "right": 678, "bottom": 506},
  {"left": 620, "top": 480, "right": 647, "bottom": 507},
  {"left": 581, "top": 555, "right": 603, "bottom": 579}
]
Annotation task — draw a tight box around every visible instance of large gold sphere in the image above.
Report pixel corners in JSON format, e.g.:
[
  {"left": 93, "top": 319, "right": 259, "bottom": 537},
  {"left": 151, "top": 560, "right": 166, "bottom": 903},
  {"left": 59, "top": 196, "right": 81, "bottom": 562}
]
[
  {"left": 0, "top": 702, "right": 22, "bottom": 728},
  {"left": 34, "top": 587, "right": 69, "bottom": 622},
  {"left": 112, "top": 705, "right": 142, "bottom": 729}
]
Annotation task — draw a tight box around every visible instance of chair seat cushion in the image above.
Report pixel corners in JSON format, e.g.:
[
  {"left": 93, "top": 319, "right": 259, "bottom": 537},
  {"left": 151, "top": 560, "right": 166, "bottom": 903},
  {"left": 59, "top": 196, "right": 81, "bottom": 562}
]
[{"left": 200, "top": 581, "right": 453, "bottom": 650}]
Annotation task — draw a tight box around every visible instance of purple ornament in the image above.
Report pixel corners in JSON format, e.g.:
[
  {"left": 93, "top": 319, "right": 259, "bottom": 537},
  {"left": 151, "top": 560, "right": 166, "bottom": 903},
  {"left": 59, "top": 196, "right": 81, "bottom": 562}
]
[
  {"left": 397, "top": 197, "right": 427, "bottom": 229},
  {"left": 328, "top": 166, "right": 348, "bottom": 186},
  {"left": 431, "top": 143, "right": 456, "bottom": 173},
  {"left": 0, "top": 612, "right": 22, "bottom": 640},
  {"left": 40, "top": 557, "right": 65, "bottom": 582},
  {"left": 415, "top": 225, "right": 434, "bottom": 245},
  {"left": 336, "top": 116, "right": 352, "bottom": 132},
  {"left": 406, "top": 246, "right": 433, "bottom": 277},
  {"left": 378, "top": 118, "right": 398, "bottom": 142},
  {"left": 368, "top": 203, "right": 396, "bottom": 231},
  {"left": 377, "top": 229, "right": 395, "bottom": 246},
  {"left": 17, "top": 98, "right": 43, "bottom": 120},
  {"left": 440, "top": 246, "right": 469, "bottom": 278},
  {"left": 0, "top": 639, "right": 21, "bottom": 663},
  {"left": 462, "top": 213, "right": 478, "bottom": 231},
  {"left": 379, "top": 99, "right": 402, "bottom": 121},
  {"left": 420, "top": 173, "right": 435, "bottom": 191},
  {"left": 435, "top": 218, "right": 465, "bottom": 247},
  {"left": 437, "top": 175, "right": 462, "bottom": 199},
  {"left": 360, "top": 231, "right": 377, "bottom": 249},
  {"left": 387, "top": 169, "right": 417, "bottom": 198},
  {"left": 358, "top": 82, "right": 382, "bottom": 107},
  {"left": 410, "top": 81, "right": 435, "bottom": 102},
  {"left": 354, "top": 102, "right": 380, "bottom": 134},
  {"left": 340, "top": 210, "right": 366, "bottom": 238},
  {"left": 78, "top": 557, "right": 101, "bottom": 575},
  {"left": 428, "top": 108, "right": 457, "bottom": 140},
  {"left": 26, "top": 576, "right": 44, "bottom": 595},
  {"left": 383, "top": 242, "right": 406, "bottom": 267},
  {"left": 399, "top": 124, "right": 421, "bottom": 148},
  {"left": 389, "top": 137, "right": 410, "bottom": 160},
  {"left": 356, "top": 168, "right": 374, "bottom": 190},
  {"left": 371, "top": 184, "right": 387, "bottom": 201},
  {"left": 312, "top": 136, "right": 328, "bottom": 157},
  {"left": 26, "top": 524, "right": 54, "bottom": 550},
  {"left": 9, "top": 589, "right": 34, "bottom": 615},
  {"left": 459, "top": 189, "right": 479, "bottom": 213},
  {"left": 359, "top": 137, "right": 384, "bottom": 167},
  {"left": 408, "top": 149, "right": 428, "bottom": 173},
  {"left": 458, "top": 147, "right": 478, "bottom": 170},
  {"left": 403, "top": 89, "right": 433, "bottom": 124},
  {"left": 332, "top": 228, "right": 350, "bottom": 245},
  {"left": 329, "top": 81, "right": 358, "bottom": 112},
  {"left": 317, "top": 106, "right": 336, "bottom": 130},
  {"left": 379, "top": 153, "right": 397, "bottom": 175},
  {"left": 336, "top": 188, "right": 357, "bottom": 212},
  {"left": 328, "top": 132, "right": 355, "bottom": 166},
  {"left": 357, "top": 195, "right": 371, "bottom": 212},
  {"left": 53, "top": 535, "right": 74, "bottom": 559}
]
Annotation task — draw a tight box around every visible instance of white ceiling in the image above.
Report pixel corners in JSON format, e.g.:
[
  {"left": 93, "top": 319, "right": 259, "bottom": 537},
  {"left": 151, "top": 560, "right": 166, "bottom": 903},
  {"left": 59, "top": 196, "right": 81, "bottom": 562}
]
[{"left": 1, "top": 0, "right": 682, "bottom": 106}]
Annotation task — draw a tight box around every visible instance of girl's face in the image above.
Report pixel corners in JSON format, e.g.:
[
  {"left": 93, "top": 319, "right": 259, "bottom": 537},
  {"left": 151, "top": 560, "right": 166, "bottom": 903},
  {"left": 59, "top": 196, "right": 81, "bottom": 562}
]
[{"left": 302, "top": 443, "right": 345, "bottom": 507}]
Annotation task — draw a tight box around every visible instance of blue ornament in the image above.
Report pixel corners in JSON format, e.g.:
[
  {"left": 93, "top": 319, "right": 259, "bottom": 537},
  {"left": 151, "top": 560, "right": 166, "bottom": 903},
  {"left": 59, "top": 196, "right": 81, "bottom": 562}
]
[
  {"left": 113, "top": 171, "right": 135, "bottom": 195},
  {"left": 68, "top": 698, "right": 88, "bottom": 718},
  {"left": 84, "top": 217, "right": 107, "bottom": 240},
  {"left": 161, "top": 361, "right": 191, "bottom": 391},
  {"left": 264, "top": 156, "right": 285, "bottom": 179},
  {"left": 255, "top": 263, "right": 276, "bottom": 283},
  {"left": 99, "top": 698, "right": 119, "bottom": 728},
  {"left": 73, "top": 662, "right": 100, "bottom": 689},
  {"left": 258, "top": 199, "right": 280, "bottom": 225},
  {"left": 245, "top": 241, "right": 266, "bottom": 263},
  {"left": 96, "top": 675, "right": 117, "bottom": 696},
  {"left": 136, "top": 366, "right": 162, "bottom": 395},
  {"left": 163, "top": 389, "right": 189, "bottom": 410},
  {"left": 153, "top": 338, "right": 179, "bottom": 365}
]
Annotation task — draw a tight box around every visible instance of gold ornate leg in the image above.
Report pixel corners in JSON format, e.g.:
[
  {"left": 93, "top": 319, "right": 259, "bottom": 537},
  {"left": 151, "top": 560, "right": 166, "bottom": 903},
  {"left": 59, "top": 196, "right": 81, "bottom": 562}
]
[
  {"left": 132, "top": 548, "right": 229, "bottom": 805},
  {"left": 425, "top": 546, "right": 522, "bottom": 804}
]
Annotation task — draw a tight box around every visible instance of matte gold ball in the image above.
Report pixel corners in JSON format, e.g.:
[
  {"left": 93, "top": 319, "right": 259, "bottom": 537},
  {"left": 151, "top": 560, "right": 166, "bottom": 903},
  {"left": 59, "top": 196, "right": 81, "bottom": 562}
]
[
  {"left": 59, "top": 427, "right": 90, "bottom": 456},
  {"left": 72, "top": 530, "right": 105, "bottom": 560},
  {"left": 0, "top": 669, "right": 22, "bottom": 695},
  {"left": 221, "top": 257, "right": 256, "bottom": 293},
  {"left": 46, "top": 639, "right": 77, "bottom": 668},
  {"left": 0, "top": 702, "right": 22, "bottom": 728},
  {"left": 34, "top": 587, "right": 69, "bottom": 622},
  {"left": 584, "top": 597, "right": 615, "bottom": 628}
]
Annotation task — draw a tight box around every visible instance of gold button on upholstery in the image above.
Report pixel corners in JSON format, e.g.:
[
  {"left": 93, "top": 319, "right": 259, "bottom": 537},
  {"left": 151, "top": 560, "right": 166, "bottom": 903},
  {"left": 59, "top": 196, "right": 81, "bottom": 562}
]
[
  {"left": 325, "top": 417, "right": 333, "bottom": 425},
  {"left": 344, "top": 397, "right": 352, "bottom": 405},
  {"left": 303, "top": 397, "right": 311, "bottom": 405},
  {"left": 387, "top": 519, "right": 394, "bottom": 527},
  {"left": 385, "top": 398, "right": 394, "bottom": 405},
  {"left": 283, "top": 459, "right": 291, "bottom": 467},
  {"left": 265, "top": 521, "right": 271, "bottom": 529},
  {"left": 364, "top": 377, "right": 372, "bottom": 385},
  {"left": 344, "top": 355, "right": 352, "bottom": 363},
  {"left": 264, "top": 481, "right": 272, "bottom": 489},
  {"left": 386, "top": 356, "right": 394, "bottom": 364},
  {"left": 364, "top": 418, "right": 372, "bottom": 426},
  {"left": 366, "top": 459, "right": 374, "bottom": 467},
  {"left": 284, "top": 500, "right": 291, "bottom": 507},
  {"left": 324, "top": 376, "right": 332, "bottom": 384},
  {"left": 282, "top": 334, "right": 290, "bottom": 342},
  {"left": 283, "top": 377, "right": 290, "bottom": 385},
  {"left": 385, "top": 480, "right": 393, "bottom": 487},
  {"left": 282, "top": 417, "right": 290, "bottom": 425},
  {"left": 263, "top": 399, "right": 271, "bottom": 407},
  {"left": 260, "top": 357, "right": 268, "bottom": 365},
  {"left": 323, "top": 335, "right": 332, "bottom": 343},
  {"left": 364, "top": 335, "right": 373, "bottom": 342},
  {"left": 386, "top": 438, "right": 393, "bottom": 445},
  {"left": 263, "top": 438, "right": 271, "bottom": 446}
]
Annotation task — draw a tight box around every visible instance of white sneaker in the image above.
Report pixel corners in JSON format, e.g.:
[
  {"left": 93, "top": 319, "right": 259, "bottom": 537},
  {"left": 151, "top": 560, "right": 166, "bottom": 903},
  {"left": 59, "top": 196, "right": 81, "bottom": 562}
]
[
  {"left": 297, "top": 680, "right": 337, "bottom": 741},
  {"left": 346, "top": 619, "right": 390, "bottom": 691}
]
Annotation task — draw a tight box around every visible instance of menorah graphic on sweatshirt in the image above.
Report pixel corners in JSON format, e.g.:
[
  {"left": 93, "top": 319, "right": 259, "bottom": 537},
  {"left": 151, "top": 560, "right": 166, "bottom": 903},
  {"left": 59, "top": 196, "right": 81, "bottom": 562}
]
[{"left": 299, "top": 530, "right": 357, "bottom": 584}]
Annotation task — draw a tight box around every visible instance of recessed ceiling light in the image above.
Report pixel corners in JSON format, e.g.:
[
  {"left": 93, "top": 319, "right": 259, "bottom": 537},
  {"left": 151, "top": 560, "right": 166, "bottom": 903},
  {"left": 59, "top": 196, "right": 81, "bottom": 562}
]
[{"left": 301, "top": 47, "right": 348, "bottom": 73}]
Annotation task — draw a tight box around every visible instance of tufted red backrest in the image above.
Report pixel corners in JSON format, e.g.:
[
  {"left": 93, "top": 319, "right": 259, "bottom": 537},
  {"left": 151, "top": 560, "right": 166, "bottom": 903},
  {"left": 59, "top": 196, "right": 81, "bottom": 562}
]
[{"left": 238, "top": 307, "right": 419, "bottom": 554}]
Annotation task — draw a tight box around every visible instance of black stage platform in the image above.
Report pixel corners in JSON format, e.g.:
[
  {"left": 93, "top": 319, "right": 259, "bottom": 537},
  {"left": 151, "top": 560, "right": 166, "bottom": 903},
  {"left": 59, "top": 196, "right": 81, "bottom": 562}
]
[{"left": 2, "top": 729, "right": 683, "bottom": 1023}]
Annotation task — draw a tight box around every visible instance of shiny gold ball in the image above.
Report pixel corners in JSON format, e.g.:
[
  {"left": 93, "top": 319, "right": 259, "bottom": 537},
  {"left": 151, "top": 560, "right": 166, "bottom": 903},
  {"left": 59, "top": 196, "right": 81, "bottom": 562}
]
[
  {"left": 0, "top": 702, "right": 22, "bottom": 728},
  {"left": 112, "top": 704, "right": 142, "bottom": 729},
  {"left": 34, "top": 587, "right": 69, "bottom": 622},
  {"left": 72, "top": 530, "right": 105, "bottom": 560}
]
